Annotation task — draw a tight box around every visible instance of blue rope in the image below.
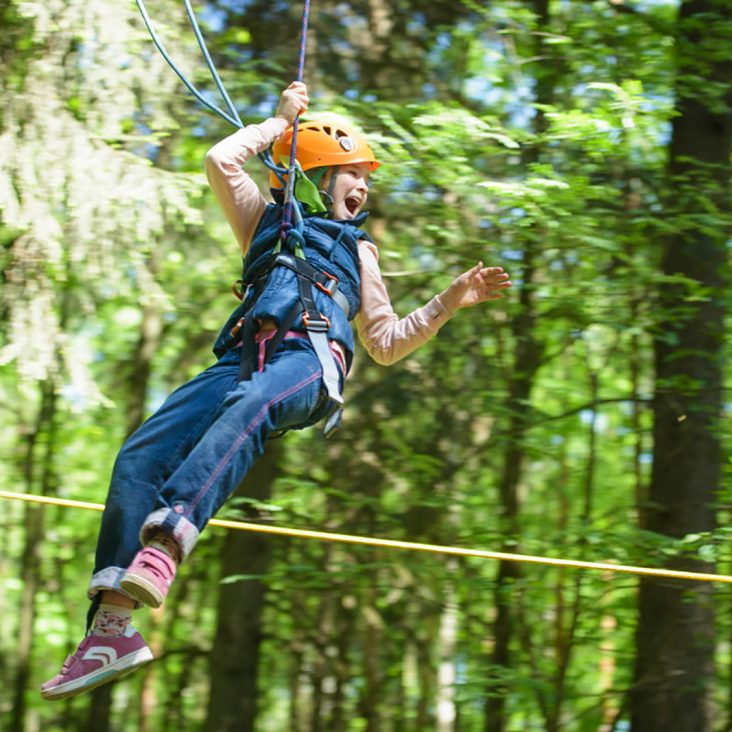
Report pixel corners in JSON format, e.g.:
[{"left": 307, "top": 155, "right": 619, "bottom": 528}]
[
  {"left": 182, "top": 0, "right": 242, "bottom": 126},
  {"left": 134, "top": 0, "right": 243, "bottom": 129},
  {"left": 134, "top": 1, "right": 308, "bottom": 215}
]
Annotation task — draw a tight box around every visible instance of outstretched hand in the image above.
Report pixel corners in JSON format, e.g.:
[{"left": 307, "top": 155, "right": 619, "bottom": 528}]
[
  {"left": 441, "top": 262, "right": 512, "bottom": 312},
  {"left": 275, "top": 81, "right": 309, "bottom": 125}
]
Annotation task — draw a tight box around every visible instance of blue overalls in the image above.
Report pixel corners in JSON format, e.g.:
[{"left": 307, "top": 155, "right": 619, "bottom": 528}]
[{"left": 87, "top": 205, "right": 370, "bottom": 603}]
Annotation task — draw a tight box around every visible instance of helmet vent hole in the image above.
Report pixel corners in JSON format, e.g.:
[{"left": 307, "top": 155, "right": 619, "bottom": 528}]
[
  {"left": 335, "top": 129, "right": 348, "bottom": 140},
  {"left": 323, "top": 126, "right": 332, "bottom": 135}
]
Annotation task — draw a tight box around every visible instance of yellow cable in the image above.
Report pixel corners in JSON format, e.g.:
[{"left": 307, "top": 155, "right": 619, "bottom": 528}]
[{"left": 1, "top": 489, "right": 730, "bottom": 585}]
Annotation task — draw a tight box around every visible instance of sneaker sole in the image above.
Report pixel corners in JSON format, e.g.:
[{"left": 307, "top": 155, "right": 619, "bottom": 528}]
[
  {"left": 40, "top": 647, "right": 154, "bottom": 701},
  {"left": 120, "top": 573, "right": 166, "bottom": 608}
]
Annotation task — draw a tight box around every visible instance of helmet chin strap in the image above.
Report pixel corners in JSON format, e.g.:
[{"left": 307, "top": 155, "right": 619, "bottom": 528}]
[{"left": 318, "top": 166, "right": 340, "bottom": 217}]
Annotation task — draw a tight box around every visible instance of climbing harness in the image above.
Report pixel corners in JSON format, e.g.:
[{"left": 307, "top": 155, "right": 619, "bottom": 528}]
[
  {"left": 4, "top": 489, "right": 732, "bottom": 586},
  {"left": 235, "top": 251, "right": 348, "bottom": 410},
  {"left": 238, "top": 120, "right": 380, "bottom": 435},
  {"left": 135, "top": 0, "right": 358, "bottom": 435},
  {"left": 246, "top": 0, "right": 349, "bottom": 434}
]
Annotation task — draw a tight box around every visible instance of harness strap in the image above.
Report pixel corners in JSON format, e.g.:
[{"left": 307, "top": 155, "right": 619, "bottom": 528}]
[
  {"left": 235, "top": 253, "right": 347, "bottom": 436},
  {"left": 236, "top": 313, "right": 259, "bottom": 382},
  {"left": 294, "top": 269, "right": 344, "bottom": 410},
  {"left": 267, "top": 253, "right": 350, "bottom": 317}
]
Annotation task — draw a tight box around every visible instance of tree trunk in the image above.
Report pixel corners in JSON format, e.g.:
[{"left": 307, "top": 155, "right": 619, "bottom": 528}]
[
  {"left": 11, "top": 380, "right": 56, "bottom": 732},
  {"left": 203, "top": 438, "right": 283, "bottom": 732},
  {"left": 125, "top": 251, "right": 164, "bottom": 439},
  {"left": 287, "top": 630, "right": 307, "bottom": 732},
  {"left": 484, "top": 246, "right": 542, "bottom": 732},
  {"left": 85, "top": 685, "right": 114, "bottom": 732},
  {"left": 11, "top": 501, "right": 44, "bottom": 732},
  {"left": 632, "top": 1, "right": 732, "bottom": 730},
  {"left": 436, "top": 566, "right": 458, "bottom": 732},
  {"left": 360, "top": 582, "right": 383, "bottom": 732},
  {"left": 312, "top": 547, "right": 354, "bottom": 732},
  {"left": 484, "top": 0, "right": 552, "bottom": 726}
]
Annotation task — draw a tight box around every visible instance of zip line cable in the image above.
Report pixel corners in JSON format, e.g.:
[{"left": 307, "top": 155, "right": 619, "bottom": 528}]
[{"left": 2, "top": 490, "right": 731, "bottom": 586}]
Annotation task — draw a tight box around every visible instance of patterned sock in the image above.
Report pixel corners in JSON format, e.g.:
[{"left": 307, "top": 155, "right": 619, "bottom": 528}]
[{"left": 92, "top": 603, "right": 133, "bottom": 637}]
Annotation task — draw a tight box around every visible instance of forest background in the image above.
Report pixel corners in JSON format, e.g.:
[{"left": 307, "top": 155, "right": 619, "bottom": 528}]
[{"left": 1, "top": 0, "right": 731, "bottom": 730}]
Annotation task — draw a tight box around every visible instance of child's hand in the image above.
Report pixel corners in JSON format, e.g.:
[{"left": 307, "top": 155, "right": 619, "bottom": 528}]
[
  {"left": 275, "top": 81, "right": 309, "bottom": 125},
  {"left": 441, "top": 262, "right": 512, "bottom": 312}
]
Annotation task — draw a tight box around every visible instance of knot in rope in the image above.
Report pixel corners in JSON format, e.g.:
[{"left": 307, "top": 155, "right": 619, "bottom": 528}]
[{"left": 283, "top": 224, "right": 306, "bottom": 250}]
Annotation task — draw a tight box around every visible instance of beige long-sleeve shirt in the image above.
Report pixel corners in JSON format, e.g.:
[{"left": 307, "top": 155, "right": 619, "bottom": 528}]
[{"left": 204, "top": 118, "right": 454, "bottom": 366}]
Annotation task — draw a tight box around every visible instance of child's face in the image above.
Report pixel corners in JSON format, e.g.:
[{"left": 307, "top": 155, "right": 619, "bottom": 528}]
[{"left": 323, "top": 163, "right": 371, "bottom": 220}]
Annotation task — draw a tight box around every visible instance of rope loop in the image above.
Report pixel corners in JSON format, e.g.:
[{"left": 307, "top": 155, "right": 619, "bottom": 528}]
[
  {"left": 135, "top": 0, "right": 243, "bottom": 128},
  {"left": 286, "top": 226, "right": 307, "bottom": 250}
]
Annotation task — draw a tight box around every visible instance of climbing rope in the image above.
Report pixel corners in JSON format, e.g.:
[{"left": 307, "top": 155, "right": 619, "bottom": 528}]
[
  {"left": 280, "top": 0, "right": 312, "bottom": 240},
  {"left": 135, "top": 0, "right": 243, "bottom": 128},
  {"left": 1, "top": 490, "right": 730, "bottom": 585},
  {"left": 133, "top": 0, "right": 291, "bottom": 180}
]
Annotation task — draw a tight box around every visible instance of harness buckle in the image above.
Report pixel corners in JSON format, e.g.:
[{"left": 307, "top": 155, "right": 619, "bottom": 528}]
[
  {"left": 315, "top": 272, "right": 339, "bottom": 297},
  {"left": 323, "top": 406, "right": 343, "bottom": 438},
  {"left": 230, "top": 317, "right": 245, "bottom": 338},
  {"left": 302, "top": 311, "right": 331, "bottom": 332}
]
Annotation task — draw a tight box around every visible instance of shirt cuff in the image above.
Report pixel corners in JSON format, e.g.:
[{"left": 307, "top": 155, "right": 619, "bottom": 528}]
[{"left": 424, "top": 294, "right": 454, "bottom": 332}]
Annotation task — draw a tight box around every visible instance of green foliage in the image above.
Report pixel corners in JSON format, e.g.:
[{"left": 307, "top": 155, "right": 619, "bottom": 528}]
[{"left": 1, "top": 0, "right": 731, "bottom": 730}]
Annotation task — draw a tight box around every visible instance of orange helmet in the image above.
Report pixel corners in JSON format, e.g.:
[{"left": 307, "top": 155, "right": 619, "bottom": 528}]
[{"left": 269, "top": 118, "right": 380, "bottom": 188}]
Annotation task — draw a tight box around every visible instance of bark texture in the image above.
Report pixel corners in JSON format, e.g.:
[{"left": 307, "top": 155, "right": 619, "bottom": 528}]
[{"left": 632, "top": 1, "right": 732, "bottom": 729}]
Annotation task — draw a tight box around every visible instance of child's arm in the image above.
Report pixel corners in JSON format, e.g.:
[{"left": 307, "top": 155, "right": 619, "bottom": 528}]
[
  {"left": 356, "top": 240, "right": 511, "bottom": 365},
  {"left": 204, "top": 82, "right": 308, "bottom": 255},
  {"left": 204, "top": 120, "right": 286, "bottom": 254}
]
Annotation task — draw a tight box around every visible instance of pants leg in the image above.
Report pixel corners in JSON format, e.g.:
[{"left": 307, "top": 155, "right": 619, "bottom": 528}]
[
  {"left": 137, "top": 337, "right": 326, "bottom": 551},
  {"left": 88, "top": 337, "right": 329, "bottom": 600},
  {"left": 88, "top": 349, "right": 242, "bottom": 598}
]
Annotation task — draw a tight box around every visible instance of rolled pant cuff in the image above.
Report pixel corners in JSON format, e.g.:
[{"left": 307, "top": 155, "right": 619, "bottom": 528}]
[
  {"left": 139, "top": 507, "right": 199, "bottom": 561},
  {"left": 88, "top": 567, "right": 141, "bottom": 607}
]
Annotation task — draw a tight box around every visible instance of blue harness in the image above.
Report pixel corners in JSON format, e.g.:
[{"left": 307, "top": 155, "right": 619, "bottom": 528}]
[{"left": 214, "top": 204, "right": 371, "bottom": 435}]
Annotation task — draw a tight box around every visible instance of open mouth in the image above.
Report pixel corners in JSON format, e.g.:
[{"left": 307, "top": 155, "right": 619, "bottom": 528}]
[{"left": 345, "top": 196, "right": 360, "bottom": 215}]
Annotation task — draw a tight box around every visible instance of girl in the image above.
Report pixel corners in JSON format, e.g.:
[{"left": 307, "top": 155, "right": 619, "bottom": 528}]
[{"left": 41, "top": 81, "right": 511, "bottom": 700}]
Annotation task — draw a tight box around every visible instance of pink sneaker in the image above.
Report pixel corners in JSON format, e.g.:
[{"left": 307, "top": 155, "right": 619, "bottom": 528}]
[
  {"left": 120, "top": 546, "right": 177, "bottom": 608},
  {"left": 40, "top": 625, "right": 152, "bottom": 701}
]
